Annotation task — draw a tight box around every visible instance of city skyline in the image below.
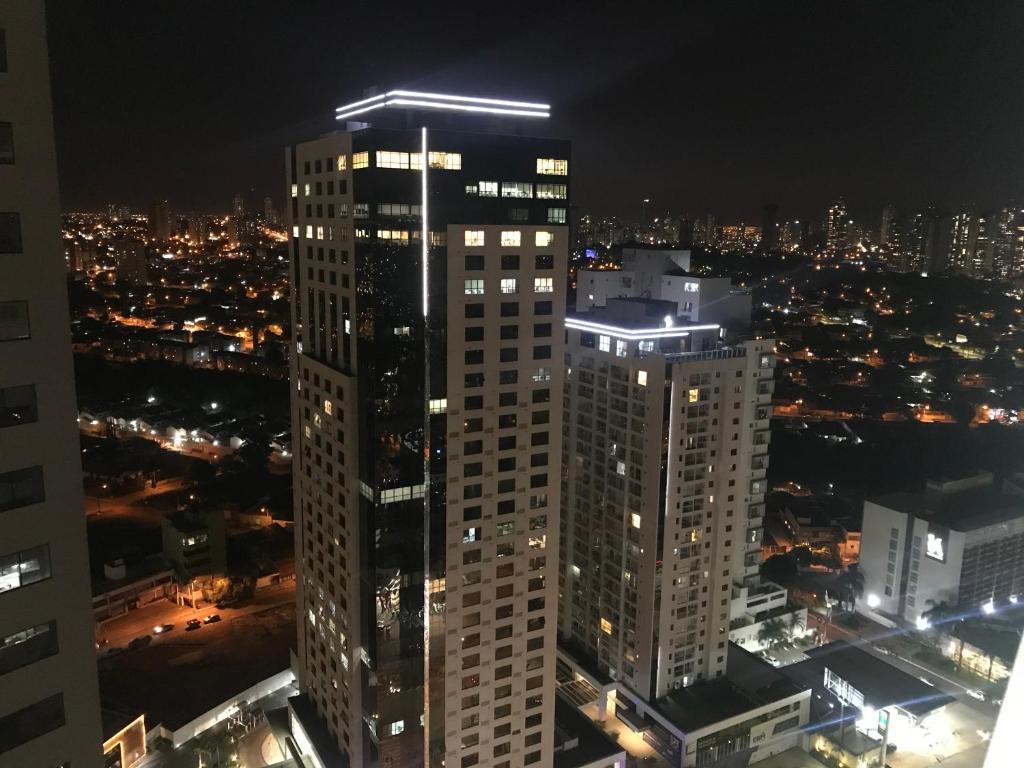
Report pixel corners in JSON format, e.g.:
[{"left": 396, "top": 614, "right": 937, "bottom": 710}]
[{"left": 47, "top": 1, "right": 1024, "bottom": 218}]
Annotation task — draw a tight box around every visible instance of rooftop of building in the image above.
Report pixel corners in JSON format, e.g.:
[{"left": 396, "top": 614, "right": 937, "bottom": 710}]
[
  {"left": 553, "top": 696, "right": 624, "bottom": 768},
  {"left": 567, "top": 298, "right": 720, "bottom": 331},
  {"left": 869, "top": 478, "right": 1024, "bottom": 532},
  {"left": 652, "top": 644, "right": 804, "bottom": 734},
  {"left": 785, "top": 640, "right": 954, "bottom": 718}
]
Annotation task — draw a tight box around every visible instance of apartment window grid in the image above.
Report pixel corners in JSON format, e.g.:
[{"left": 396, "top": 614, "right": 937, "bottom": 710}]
[{"left": 447, "top": 227, "right": 560, "bottom": 765}]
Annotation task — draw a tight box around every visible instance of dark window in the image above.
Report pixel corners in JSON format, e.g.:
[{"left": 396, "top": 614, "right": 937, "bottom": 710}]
[
  {"left": 465, "top": 350, "right": 484, "bottom": 365},
  {"left": 497, "top": 478, "right": 515, "bottom": 494},
  {"left": 0, "top": 621, "right": 59, "bottom": 676},
  {"left": 498, "top": 457, "right": 516, "bottom": 472},
  {"left": 530, "top": 431, "right": 549, "bottom": 446},
  {"left": 508, "top": 208, "right": 529, "bottom": 222},
  {"left": 532, "top": 389, "right": 550, "bottom": 404},
  {"left": 533, "top": 345, "right": 551, "bottom": 360},
  {"left": 465, "top": 254, "right": 484, "bottom": 270},
  {"left": 535, "top": 254, "right": 554, "bottom": 270},
  {"left": 499, "top": 370, "right": 518, "bottom": 385},
  {"left": 499, "top": 392, "right": 517, "bottom": 407},
  {"left": 499, "top": 348, "right": 518, "bottom": 363},
  {"left": 464, "top": 373, "right": 485, "bottom": 388},
  {"left": 465, "top": 303, "right": 485, "bottom": 319},
  {"left": 464, "top": 440, "right": 483, "bottom": 455},
  {"left": 0, "top": 384, "right": 37, "bottom": 427},
  {"left": 0, "top": 123, "right": 13, "bottom": 164},
  {"left": 0, "top": 213, "right": 22, "bottom": 253},
  {"left": 500, "top": 302, "right": 519, "bottom": 317},
  {"left": 501, "top": 254, "right": 520, "bottom": 270},
  {"left": 497, "top": 499, "right": 515, "bottom": 514},
  {"left": 534, "top": 301, "right": 552, "bottom": 316},
  {"left": 464, "top": 397, "right": 483, "bottom": 411},
  {"left": 0, "top": 466, "right": 44, "bottom": 512},
  {"left": 498, "top": 435, "right": 516, "bottom": 450},
  {"left": 0, "top": 693, "right": 65, "bottom": 754},
  {"left": 0, "top": 29, "right": 6, "bottom": 73},
  {"left": 500, "top": 325, "right": 518, "bottom": 340},
  {"left": 532, "top": 410, "right": 550, "bottom": 425},
  {"left": 530, "top": 473, "right": 548, "bottom": 488},
  {"left": 465, "top": 327, "right": 484, "bottom": 342},
  {"left": 498, "top": 414, "right": 517, "bottom": 429}
]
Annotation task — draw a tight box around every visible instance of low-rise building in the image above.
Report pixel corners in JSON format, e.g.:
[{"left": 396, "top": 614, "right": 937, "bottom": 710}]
[
  {"left": 858, "top": 471, "right": 1024, "bottom": 627},
  {"left": 161, "top": 508, "right": 226, "bottom": 579}
]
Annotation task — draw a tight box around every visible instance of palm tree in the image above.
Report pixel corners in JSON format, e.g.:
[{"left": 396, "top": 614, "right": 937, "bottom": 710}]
[
  {"left": 922, "top": 599, "right": 964, "bottom": 669},
  {"left": 787, "top": 610, "right": 806, "bottom": 641},
  {"left": 758, "top": 618, "right": 788, "bottom": 651},
  {"left": 837, "top": 564, "right": 865, "bottom": 611}
]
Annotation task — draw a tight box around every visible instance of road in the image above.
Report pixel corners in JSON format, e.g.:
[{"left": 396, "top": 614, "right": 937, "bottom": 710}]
[
  {"left": 85, "top": 477, "right": 191, "bottom": 522},
  {"left": 97, "top": 578, "right": 295, "bottom": 650}
]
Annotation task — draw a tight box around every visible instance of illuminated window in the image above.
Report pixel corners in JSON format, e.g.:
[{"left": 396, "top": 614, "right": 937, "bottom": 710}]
[
  {"left": 533, "top": 277, "right": 553, "bottom": 293},
  {"left": 535, "top": 231, "right": 553, "bottom": 247},
  {"left": 536, "top": 158, "right": 568, "bottom": 176},
  {"left": 616, "top": 461, "right": 626, "bottom": 476},
  {"left": 688, "top": 388, "right": 699, "bottom": 403},
  {"left": 336, "top": 154, "right": 347, "bottom": 171},
  {"left": 305, "top": 225, "right": 313, "bottom": 239},
  {"left": 428, "top": 151, "right": 462, "bottom": 169},
  {"left": 303, "top": 183, "right": 311, "bottom": 197},
  {"left": 639, "top": 340, "right": 654, "bottom": 352},
  {"left": 352, "top": 151, "right": 369, "bottom": 169},
  {"left": 378, "top": 203, "right": 421, "bottom": 216},
  {"left": 376, "top": 151, "right": 410, "bottom": 169},
  {"left": 316, "top": 226, "right": 325, "bottom": 240},
  {"left": 637, "top": 370, "right": 648, "bottom": 387},
  {"left": 630, "top": 513, "right": 641, "bottom": 529},
  {"left": 464, "top": 279, "right": 485, "bottom": 295},
  {"left": 377, "top": 230, "right": 410, "bottom": 244},
  {"left": 292, "top": 225, "right": 300, "bottom": 237},
  {"left": 547, "top": 207, "right": 567, "bottom": 224},
  {"left": 464, "top": 230, "right": 485, "bottom": 247},
  {"left": 600, "top": 618, "right": 613, "bottom": 635},
  {"left": 598, "top": 335, "right": 610, "bottom": 353},
  {"left": 684, "top": 282, "right": 699, "bottom": 293},
  {"left": 386, "top": 720, "right": 405, "bottom": 737},
  {"left": 465, "top": 184, "right": 478, "bottom": 196},
  {"left": 479, "top": 181, "right": 498, "bottom": 197},
  {"left": 290, "top": 184, "right": 298, "bottom": 198},
  {"left": 615, "top": 340, "right": 627, "bottom": 357},
  {"left": 500, "top": 278, "right": 518, "bottom": 294},
  {"left": 323, "top": 400, "right": 333, "bottom": 415},
  {"left": 536, "top": 183, "right": 567, "bottom": 200},
  {"left": 500, "top": 231, "right": 521, "bottom": 247},
  {"left": 428, "top": 398, "right": 447, "bottom": 414},
  {"left": 430, "top": 231, "right": 447, "bottom": 246},
  {"left": 501, "top": 182, "right": 533, "bottom": 198}
]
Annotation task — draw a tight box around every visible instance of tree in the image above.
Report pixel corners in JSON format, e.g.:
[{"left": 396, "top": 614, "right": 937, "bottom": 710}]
[
  {"left": 836, "top": 564, "right": 865, "bottom": 611},
  {"left": 790, "top": 546, "right": 812, "bottom": 569},
  {"left": 787, "top": 610, "right": 806, "bottom": 640},
  {"left": 758, "top": 618, "right": 788, "bottom": 650},
  {"left": 921, "top": 598, "right": 954, "bottom": 631},
  {"left": 760, "top": 554, "right": 799, "bottom": 586}
]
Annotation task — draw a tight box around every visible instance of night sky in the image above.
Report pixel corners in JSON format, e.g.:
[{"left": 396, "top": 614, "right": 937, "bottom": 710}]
[{"left": 46, "top": 0, "right": 1024, "bottom": 223}]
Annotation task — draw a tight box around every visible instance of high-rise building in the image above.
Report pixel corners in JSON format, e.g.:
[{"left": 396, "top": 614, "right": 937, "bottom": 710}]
[
  {"left": 0, "top": 3, "right": 104, "bottom": 766},
  {"left": 111, "top": 237, "right": 148, "bottom": 285},
  {"left": 557, "top": 287, "right": 810, "bottom": 765},
  {"left": 990, "top": 207, "right": 1020, "bottom": 278},
  {"left": 286, "top": 90, "right": 569, "bottom": 768},
  {"left": 148, "top": 199, "right": 174, "bottom": 242},
  {"left": 778, "top": 220, "right": 802, "bottom": 252},
  {"left": 264, "top": 195, "right": 279, "bottom": 227},
  {"left": 232, "top": 192, "right": 245, "bottom": 220},
  {"left": 825, "top": 198, "right": 848, "bottom": 254},
  {"left": 879, "top": 204, "right": 897, "bottom": 248}
]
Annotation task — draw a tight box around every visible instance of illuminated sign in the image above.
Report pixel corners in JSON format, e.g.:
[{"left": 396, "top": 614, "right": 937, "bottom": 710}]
[{"left": 926, "top": 528, "right": 946, "bottom": 563}]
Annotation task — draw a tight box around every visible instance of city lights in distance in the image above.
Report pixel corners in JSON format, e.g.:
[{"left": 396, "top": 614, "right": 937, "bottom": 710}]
[{"left": 336, "top": 90, "right": 550, "bottom": 120}]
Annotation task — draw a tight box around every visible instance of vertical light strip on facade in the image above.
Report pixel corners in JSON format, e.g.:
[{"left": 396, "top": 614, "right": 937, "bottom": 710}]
[{"left": 421, "top": 126, "right": 429, "bottom": 317}]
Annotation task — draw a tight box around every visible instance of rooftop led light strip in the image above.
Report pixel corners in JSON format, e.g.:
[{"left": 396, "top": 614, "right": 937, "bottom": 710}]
[
  {"left": 336, "top": 90, "right": 550, "bottom": 121},
  {"left": 565, "top": 317, "right": 721, "bottom": 341}
]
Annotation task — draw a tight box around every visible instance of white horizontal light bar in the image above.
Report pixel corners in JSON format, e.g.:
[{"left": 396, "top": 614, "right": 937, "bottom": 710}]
[
  {"left": 335, "top": 90, "right": 550, "bottom": 121},
  {"left": 389, "top": 98, "right": 548, "bottom": 117},
  {"left": 565, "top": 317, "right": 721, "bottom": 341},
  {"left": 387, "top": 90, "right": 549, "bottom": 110}
]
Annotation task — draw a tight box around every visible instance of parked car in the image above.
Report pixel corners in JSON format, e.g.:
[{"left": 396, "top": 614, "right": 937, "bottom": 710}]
[
  {"left": 128, "top": 634, "right": 152, "bottom": 650},
  {"left": 203, "top": 614, "right": 221, "bottom": 625},
  {"left": 965, "top": 689, "right": 985, "bottom": 701},
  {"left": 153, "top": 624, "right": 174, "bottom": 634},
  {"left": 186, "top": 619, "right": 202, "bottom": 631}
]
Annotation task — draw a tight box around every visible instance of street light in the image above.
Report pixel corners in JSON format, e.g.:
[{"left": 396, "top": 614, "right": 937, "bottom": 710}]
[
  {"left": 982, "top": 599, "right": 996, "bottom": 615},
  {"left": 867, "top": 593, "right": 880, "bottom": 609}
]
